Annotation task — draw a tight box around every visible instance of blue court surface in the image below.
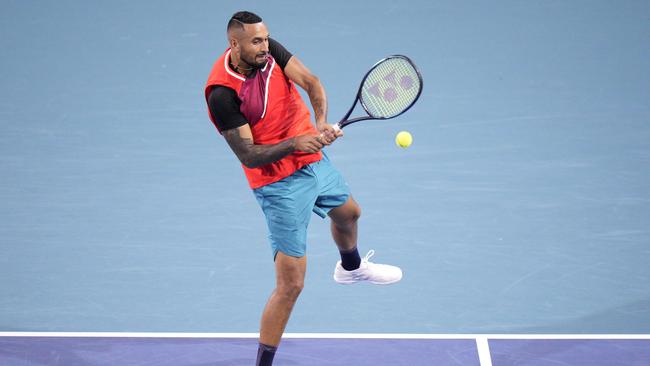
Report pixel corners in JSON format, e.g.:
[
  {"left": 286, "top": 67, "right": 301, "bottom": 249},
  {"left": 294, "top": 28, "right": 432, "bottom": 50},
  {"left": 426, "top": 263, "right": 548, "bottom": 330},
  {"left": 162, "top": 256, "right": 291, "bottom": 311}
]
[
  {"left": 1, "top": 0, "right": 649, "bottom": 365},
  {"left": 2, "top": 333, "right": 649, "bottom": 365}
]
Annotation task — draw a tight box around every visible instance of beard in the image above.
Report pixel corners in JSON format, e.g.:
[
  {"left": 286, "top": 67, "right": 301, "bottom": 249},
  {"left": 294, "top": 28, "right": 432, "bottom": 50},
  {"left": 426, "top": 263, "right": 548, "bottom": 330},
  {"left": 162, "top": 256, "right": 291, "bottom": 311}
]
[{"left": 241, "top": 51, "right": 269, "bottom": 70}]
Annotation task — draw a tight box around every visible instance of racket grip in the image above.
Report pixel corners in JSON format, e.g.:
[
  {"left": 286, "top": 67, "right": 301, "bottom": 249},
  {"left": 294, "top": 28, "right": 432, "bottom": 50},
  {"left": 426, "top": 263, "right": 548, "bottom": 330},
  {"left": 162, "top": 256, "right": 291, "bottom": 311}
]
[{"left": 319, "top": 123, "right": 342, "bottom": 139}]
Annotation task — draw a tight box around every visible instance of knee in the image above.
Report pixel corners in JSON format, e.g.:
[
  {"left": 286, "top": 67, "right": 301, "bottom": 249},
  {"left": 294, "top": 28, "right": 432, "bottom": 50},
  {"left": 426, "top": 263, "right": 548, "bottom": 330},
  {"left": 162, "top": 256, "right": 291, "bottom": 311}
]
[
  {"left": 350, "top": 205, "right": 361, "bottom": 223},
  {"left": 337, "top": 204, "right": 361, "bottom": 227},
  {"left": 276, "top": 280, "right": 304, "bottom": 301}
]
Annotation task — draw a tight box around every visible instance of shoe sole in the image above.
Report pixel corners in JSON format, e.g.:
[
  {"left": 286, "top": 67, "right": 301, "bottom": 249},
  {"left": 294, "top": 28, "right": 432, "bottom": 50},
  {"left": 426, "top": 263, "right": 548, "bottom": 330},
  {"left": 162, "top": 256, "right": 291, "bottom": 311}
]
[{"left": 333, "top": 276, "right": 402, "bottom": 285}]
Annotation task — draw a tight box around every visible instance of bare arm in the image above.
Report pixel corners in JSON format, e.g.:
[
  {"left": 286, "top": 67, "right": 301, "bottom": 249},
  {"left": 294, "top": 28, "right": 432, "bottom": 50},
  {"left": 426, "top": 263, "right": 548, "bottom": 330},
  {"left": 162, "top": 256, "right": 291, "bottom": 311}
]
[
  {"left": 284, "top": 56, "right": 328, "bottom": 124},
  {"left": 223, "top": 124, "right": 323, "bottom": 169},
  {"left": 283, "top": 56, "right": 341, "bottom": 143}
]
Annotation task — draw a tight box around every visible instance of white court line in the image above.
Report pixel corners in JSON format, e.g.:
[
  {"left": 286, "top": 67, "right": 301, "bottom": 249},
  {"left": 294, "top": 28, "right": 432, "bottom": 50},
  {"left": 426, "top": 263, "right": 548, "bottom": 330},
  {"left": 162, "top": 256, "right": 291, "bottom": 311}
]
[
  {"left": 476, "top": 337, "right": 493, "bottom": 366},
  {"left": 0, "top": 332, "right": 649, "bottom": 339}
]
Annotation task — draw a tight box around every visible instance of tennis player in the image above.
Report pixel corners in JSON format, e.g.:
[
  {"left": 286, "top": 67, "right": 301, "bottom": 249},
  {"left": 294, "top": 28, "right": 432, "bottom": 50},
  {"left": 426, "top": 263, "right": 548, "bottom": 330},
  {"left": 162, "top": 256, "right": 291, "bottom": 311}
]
[{"left": 204, "top": 11, "right": 402, "bottom": 366}]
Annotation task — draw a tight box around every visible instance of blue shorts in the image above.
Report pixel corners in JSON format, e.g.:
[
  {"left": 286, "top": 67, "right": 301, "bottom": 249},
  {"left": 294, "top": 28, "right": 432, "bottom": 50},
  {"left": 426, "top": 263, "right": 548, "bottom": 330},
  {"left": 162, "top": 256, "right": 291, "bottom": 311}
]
[{"left": 253, "top": 152, "right": 350, "bottom": 258}]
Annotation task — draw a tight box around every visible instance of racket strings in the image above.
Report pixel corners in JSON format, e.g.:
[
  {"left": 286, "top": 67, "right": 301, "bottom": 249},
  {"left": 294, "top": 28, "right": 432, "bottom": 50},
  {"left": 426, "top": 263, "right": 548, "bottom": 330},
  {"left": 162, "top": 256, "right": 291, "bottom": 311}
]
[{"left": 360, "top": 58, "right": 421, "bottom": 118}]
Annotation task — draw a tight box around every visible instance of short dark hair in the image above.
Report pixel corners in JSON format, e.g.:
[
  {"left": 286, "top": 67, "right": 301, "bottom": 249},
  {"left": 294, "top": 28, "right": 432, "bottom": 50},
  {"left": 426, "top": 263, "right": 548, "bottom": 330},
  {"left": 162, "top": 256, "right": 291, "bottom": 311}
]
[{"left": 227, "top": 11, "right": 263, "bottom": 32}]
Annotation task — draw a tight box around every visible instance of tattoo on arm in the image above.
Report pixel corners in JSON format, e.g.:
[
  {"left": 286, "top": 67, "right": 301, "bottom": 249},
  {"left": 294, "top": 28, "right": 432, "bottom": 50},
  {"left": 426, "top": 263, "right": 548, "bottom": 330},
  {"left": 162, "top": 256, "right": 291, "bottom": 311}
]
[
  {"left": 311, "top": 96, "right": 327, "bottom": 124},
  {"left": 303, "top": 76, "right": 327, "bottom": 124},
  {"left": 222, "top": 128, "right": 295, "bottom": 169}
]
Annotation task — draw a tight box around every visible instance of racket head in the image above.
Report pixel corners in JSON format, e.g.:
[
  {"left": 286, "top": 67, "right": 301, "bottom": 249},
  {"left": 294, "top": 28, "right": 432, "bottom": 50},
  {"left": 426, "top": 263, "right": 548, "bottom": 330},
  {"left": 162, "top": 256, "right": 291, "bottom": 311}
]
[{"left": 356, "top": 55, "right": 423, "bottom": 123}]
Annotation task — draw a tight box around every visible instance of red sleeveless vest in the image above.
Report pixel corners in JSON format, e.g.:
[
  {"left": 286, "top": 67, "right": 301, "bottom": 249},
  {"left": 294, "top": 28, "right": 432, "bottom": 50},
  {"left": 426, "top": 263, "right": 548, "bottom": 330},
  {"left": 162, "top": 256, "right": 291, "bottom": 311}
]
[{"left": 205, "top": 49, "right": 322, "bottom": 189}]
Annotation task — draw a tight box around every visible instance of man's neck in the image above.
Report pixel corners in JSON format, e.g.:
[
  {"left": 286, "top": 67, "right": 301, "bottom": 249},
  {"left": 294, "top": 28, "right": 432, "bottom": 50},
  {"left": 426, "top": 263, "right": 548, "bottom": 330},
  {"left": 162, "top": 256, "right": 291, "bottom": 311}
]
[{"left": 229, "top": 52, "right": 254, "bottom": 77}]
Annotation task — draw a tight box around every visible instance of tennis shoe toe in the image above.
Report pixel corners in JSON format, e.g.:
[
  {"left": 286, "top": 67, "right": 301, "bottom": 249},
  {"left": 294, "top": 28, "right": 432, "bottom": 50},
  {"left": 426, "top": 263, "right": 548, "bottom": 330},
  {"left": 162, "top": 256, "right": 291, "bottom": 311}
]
[{"left": 333, "top": 250, "right": 402, "bottom": 285}]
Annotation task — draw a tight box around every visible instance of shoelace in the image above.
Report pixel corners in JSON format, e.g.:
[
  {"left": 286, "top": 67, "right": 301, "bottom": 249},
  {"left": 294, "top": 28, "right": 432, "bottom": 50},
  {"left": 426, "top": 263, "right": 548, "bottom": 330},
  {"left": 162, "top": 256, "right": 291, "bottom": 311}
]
[{"left": 362, "top": 250, "right": 375, "bottom": 263}]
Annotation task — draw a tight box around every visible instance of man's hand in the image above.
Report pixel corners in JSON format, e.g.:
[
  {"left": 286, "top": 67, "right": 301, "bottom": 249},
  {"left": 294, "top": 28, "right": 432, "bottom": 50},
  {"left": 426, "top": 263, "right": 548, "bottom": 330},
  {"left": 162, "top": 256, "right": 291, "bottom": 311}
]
[
  {"left": 317, "top": 122, "right": 343, "bottom": 145},
  {"left": 294, "top": 135, "right": 325, "bottom": 153}
]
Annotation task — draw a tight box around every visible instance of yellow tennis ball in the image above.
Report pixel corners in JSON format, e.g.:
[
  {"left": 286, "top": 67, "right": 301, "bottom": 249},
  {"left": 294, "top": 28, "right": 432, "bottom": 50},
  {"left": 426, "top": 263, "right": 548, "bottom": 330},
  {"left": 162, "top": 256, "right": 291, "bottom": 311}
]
[{"left": 395, "top": 131, "right": 413, "bottom": 148}]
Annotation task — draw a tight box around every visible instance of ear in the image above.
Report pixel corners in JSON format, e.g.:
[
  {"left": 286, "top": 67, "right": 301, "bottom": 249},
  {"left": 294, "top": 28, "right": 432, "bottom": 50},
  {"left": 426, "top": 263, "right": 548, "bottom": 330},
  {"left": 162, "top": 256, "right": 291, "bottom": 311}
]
[{"left": 229, "top": 37, "right": 238, "bottom": 50}]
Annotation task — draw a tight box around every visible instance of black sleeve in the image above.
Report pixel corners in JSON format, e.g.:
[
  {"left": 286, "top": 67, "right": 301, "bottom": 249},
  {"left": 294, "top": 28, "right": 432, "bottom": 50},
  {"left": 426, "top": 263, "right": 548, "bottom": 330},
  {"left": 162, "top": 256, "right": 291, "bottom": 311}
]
[
  {"left": 207, "top": 86, "right": 248, "bottom": 132},
  {"left": 269, "top": 38, "right": 293, "bottom": 70}
]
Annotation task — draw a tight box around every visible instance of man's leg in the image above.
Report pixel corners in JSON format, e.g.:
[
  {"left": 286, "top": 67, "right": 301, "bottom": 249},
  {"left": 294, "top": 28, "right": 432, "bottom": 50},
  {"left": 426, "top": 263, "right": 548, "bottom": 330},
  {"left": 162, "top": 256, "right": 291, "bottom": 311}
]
[
  {"left": 329, "top": 196, "right": 403, "bottom": 285},
  {"left": 257, "top": 252, "right": 306, "bottom": 365},
  {"left": 328, "top": 196, "right": 361, "bottom": 252}
]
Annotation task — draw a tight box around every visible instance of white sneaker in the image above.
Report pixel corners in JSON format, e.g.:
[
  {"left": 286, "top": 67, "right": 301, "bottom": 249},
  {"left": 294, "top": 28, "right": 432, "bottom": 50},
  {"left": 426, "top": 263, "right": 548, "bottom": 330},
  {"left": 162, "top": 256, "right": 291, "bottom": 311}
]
[{"left": 333, "top": 250, "right": 402, "bottom": 285}]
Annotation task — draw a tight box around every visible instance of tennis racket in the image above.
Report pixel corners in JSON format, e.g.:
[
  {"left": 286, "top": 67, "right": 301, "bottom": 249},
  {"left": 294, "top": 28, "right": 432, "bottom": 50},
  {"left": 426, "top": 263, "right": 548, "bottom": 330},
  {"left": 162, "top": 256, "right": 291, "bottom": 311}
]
[{"left": 330, "top": 55, "right": 423, "bottom": 133}]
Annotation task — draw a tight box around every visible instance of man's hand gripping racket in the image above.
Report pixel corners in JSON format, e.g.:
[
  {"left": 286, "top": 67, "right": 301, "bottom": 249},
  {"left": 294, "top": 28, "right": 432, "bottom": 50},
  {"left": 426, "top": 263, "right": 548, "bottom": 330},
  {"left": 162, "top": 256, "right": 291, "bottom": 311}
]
[{"left": 321, "top": 55, "right": 423, "bottom": 141}]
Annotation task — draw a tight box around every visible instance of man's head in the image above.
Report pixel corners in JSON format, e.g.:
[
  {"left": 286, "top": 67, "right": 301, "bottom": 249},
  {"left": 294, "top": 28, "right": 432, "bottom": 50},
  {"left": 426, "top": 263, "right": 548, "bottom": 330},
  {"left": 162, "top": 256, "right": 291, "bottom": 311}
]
[{"left": 227, "top": 11, "right": 269, "bottom": 70}]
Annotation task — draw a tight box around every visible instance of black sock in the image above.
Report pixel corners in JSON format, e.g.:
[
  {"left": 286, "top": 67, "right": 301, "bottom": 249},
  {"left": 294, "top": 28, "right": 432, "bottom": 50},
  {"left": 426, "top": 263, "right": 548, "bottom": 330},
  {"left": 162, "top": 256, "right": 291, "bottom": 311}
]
[
  {"left": 256, "top": 343, "right": 277, "bottom": 366},
  {"left": 340, "top": 247, "right": 361, "bottom": 271}
]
